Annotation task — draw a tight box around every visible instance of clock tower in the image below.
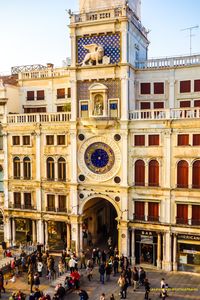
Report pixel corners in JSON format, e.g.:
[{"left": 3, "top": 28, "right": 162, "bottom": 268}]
[{"left": 69, "top": 0, "right": 149, "bottom": 255}]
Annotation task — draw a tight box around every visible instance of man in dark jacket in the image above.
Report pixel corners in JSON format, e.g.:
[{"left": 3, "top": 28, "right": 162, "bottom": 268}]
[{"left": 99, "top": 263, "right": 105, "bottom": 284}]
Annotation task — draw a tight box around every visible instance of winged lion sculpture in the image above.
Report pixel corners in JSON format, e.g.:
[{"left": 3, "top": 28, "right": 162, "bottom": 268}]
[{"left": 81, "top": 44, "right": 104, "bottom": 66}]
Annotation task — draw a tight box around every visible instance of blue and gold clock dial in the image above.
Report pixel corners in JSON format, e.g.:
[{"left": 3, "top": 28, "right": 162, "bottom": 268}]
[{"left": 84, "top": 142, "right": 115, "bottom": 174}]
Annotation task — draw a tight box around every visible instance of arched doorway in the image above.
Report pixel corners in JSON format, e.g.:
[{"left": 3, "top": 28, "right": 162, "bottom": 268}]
[{"left": 81, "top": 197, "right": 118, "bottom": 249}]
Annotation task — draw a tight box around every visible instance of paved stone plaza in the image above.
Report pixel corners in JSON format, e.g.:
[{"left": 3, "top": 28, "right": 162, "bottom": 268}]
[{"left": 1, "top": 263, "right": 200, "bottom": 300}]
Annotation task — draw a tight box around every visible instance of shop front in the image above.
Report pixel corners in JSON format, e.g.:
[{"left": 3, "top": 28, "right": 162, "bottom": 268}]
[
  {"left": 178, "top": 234, "right": 200, "bottom": 272},
  {"left": 135, "top": 230, "right": 158, "bottom": 266}
]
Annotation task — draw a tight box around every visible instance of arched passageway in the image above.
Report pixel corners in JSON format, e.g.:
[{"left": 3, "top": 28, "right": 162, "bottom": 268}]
[{"left": 82, "top": 197, "right": 118, "bottom": 249}]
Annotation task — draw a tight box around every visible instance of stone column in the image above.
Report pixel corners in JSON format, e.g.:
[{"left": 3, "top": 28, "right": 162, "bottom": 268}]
[
  {"left": 37, "top": 220, "right": 44, "bottom": 244},
  {"left": 121, "top": 132, "right": 128, "bottom": 186},
  {"left": 4, "top": 217, "right": 12, "bottom": 246},
  {"left": 3, "top": 133, "right": 9, "bottom": 208},
  {"left": 188, "top": 204, "right": 192, "bottom": 225},
  {"left": 12, "top": 219, "right": 16, "bottom": 246},
  {"left": 121, "top": 75, "right": 129, "bottom": 120},
  {"left": 45, "top": 221, "right": 49, "bottom": 245},
  {"left": 118, "top": 221, "right": 129, "bottom": 257},
  {"left": 164, "top": 232, "right": 172, "bottom": 271},
  {"left": 121, "top": 22, "right": 128, "bottom": 63},
  {"left": 162, "top": 232, "right": 166, "bottom": 269},
  {"left": 79, "top": 222, "right": 83, "bottom": 251},
  {"left": 131, "top": 229, "right": 136, "bottom": 265},
  {"left": 32, "top": 220, "right": 36, "bottom": 244},
  {"left": 55, "top": 195, "right": 59, "bottom": 211},
  {"left": 157, "top": 233, "right": 162, "bottom": 269},
  {"left": 71, "top": 218, "right": 79, "bottom": 255},
  {"left": 173, "top": 234, "right": 178, "bottom": 271},
  {"left": 144, "top": 202, "right": 148, "bottom": 221},
  {"left": 66, "top": 223, "right": 71, "bottom": 250}
]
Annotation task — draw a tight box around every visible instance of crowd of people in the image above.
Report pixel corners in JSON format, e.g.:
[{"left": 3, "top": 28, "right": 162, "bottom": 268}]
[{"left": 0, "top": 244, "right": 170, "bottom": 300}]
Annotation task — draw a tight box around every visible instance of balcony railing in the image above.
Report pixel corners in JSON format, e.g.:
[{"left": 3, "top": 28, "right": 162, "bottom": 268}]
[
  {"left": 7, "top": 112, "right": 71, "bottom": 124},
  {"left": 191, "top": 219, "right": 200, "bottom": 226},
  {"left": 129, "top": 107, "right": 200, "bottom": 121},
  {"left": 56, "top": 207, "right": 67, "bottom": 213},
  {"left": 133, "top": 214, "right": 160, "bottom": 223},
  {"left": 176, "top": 217, "right": 188, "bottom": 225},
  {"left": 10, "top": 204, "right": 36, "bottom": 210},
  {"left": 19, "top": 68, "right": 70, "bottom": 80},
  {"left": 46, "top": 207, "right": 56, "bottom": 212},
  {"left": 136, "top": 54, "right": 200, "bottom": 69}
]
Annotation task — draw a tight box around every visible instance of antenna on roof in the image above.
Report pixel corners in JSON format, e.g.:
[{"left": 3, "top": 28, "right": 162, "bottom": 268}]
[{"left": 181, "top": 25, "right": 199, "bottom": 56}]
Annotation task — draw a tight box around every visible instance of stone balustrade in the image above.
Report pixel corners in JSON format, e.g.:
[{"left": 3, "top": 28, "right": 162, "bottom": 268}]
[
  {"left": 19, "top": 68, "right": 70, "bottom": 80},
  {"left": 129, "top": 107, "right": 200, "bottom": 120},
  {"left": 7, "top": 112, "right": 71, "bottom": 124},
  {"left": 136, "top": 54, "right": 200, "bottom": 69}
]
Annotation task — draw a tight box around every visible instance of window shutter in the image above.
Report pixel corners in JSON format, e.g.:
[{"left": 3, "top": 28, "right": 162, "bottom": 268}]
[
  {"left": 148, "top": 202, "right": 159, "bottom": 221},
  {"left": 135, "top": 201, "right": 145, "bottom": 220},
  {"left": 193, "top": 134, "right": 200, "bottom": 146},
  {"left": 192, "top": 205, "right": 200, "bottom": 225},
  {"left": 194, "top": 80, "right": 200, "bottom": 92},
  {"left": 177, "top": 204, "right": 188, "bottom": 224},
  {"left": 135, "top": 160, "right": 145, "bottom": 186},
  {"left": 148, "top": 160, "right": 159, "bottom": 186},
  {"left": 153, "top": 102, "right": 164, "bottom": 109},
  {"left": 180, "top": 80, "right": 191, "bottom": 93},
  {"left": 134, "top": 135, "right": 145, "bottom": 146},
  {"left": 148, "top": 135, "right": 159, "bottom": 146},
  {"left": 179, "top": 101, "right": 191, "bottom": 108},
  {"left": 57, "top": 88, "right": 65, "bottom": 99},
  {"left": 141, "top": 83, "right": 151, "bottom": 94},
  {"left": 192, "top": 160, "right": 200, "bottom": 188},
  {"left": 27, "top": 91, "right": 34, "bottom": 100},
  {"left": 194, "top": 100, "right": 200, "bottom": 107},
  {"left": 37, "top": 90, "right": 45, "bottom": 100},
  {"left": 154, "top": 82, "right": 164, "bottom": 94},
  {"left": 177, "top": 134, "right": 189, "bottom": 146},
  {"left": 140, "top": 102, "right": 151, "bottom": 109},
  {"left": 177, "top": 160, "right": 188, "bottom": 188}
]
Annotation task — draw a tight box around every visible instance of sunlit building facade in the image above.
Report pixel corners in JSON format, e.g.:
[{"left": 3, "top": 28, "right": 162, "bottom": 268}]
[{"left": 0, "top": 0, "right": 200, "bottom": 272}]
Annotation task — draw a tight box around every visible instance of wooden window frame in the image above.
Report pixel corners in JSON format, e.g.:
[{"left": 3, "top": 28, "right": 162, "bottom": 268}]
[
  {"left": 12, "top": 136, "right": 20, "bottom": 146},
  {"left": 46, "top": 135, "right": 54, "bottom": 146},
  {"left": 58, "top": 158, "right": 66, "bottom": 181}
]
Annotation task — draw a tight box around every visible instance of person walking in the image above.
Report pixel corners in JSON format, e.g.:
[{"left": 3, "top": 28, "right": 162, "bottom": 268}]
[
  {"left": 132, "top": 266, "right": 139, "bottom": 291},
  {"left": 80, "top": 251, "right": 86, "bottom": 269},
  {"left": 100, "top": 293, "right": 106, "bottom": 300},
  {"left": 144, "top": 278, "right": 151, "bottom": 300},
  {"left": 99, "top": 263, "right": 106, "bottom": 284},
  {"left": 105, "top": 262, "right": 112, "bottom": 281},
  {"left": 110, "top": 294, "right": 115, "bottom": 300},
  {"left": 139, "top": 267, "right": 146, "bottom": 286},
  {"left": 118, "top": 274, "right": 126, "bottom": 299}
]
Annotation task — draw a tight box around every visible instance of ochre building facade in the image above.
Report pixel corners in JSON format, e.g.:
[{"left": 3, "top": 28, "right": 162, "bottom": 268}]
[{"left": 0, "top": 0, "right": 200, "bottom": 273}]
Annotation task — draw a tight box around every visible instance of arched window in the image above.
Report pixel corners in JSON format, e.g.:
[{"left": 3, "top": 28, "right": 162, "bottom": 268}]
[
  {"left": 58, "top": 157, "right": 66, "bottom": 181},
  {"left": 23, "top": 157, "right": 31, "bottom": 179},
  {"left": 134, "top": 160, "right": 145, "bottom": 186},
  {"left": 148, "top": 160, "right": 159, "bottom": 187},
  {"left": 177, "top": 160, "right": 188, "bottom": 188},
  {"left": 13, "top": 157, "right": 20, "bottom": 179},
  {"left": 192, "top": 160, "right": 200, "bottom": 188},
  {"left": 47, "top": 157, "right": 55, "bottom": 180}
]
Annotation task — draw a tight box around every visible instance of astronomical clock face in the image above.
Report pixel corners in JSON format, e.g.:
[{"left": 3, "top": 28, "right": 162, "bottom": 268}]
[
  {"left": 84, "top": 142, "right": 115, "bottom": 174},
  {"left": 78, "top": 137, "right": 121, "bottom": 182}
]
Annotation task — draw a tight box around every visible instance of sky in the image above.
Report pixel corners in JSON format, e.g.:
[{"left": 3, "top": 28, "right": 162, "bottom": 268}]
[{"left": 0, "top": 0, "right": 200, "bottom": 73}]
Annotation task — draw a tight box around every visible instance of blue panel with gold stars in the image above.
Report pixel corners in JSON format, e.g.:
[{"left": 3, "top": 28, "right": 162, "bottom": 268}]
[
  {"left": 84, "top": 142, "right": 115, "bottom": 174},
  {"left": 77, "top": 33, "right": 120, "bottom": 64}
]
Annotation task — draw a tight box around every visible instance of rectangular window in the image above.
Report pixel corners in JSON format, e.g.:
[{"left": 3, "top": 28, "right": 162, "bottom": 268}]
[
  {"left": 37, "top": 90, "right": 45, "bottom": 100},
  {"left": 57, "top": 135, "right": 65, "bottom": 145},
  {"left": 180, "top": 80, "right": 191, "bottom": 93},
  {"left": 81, "top": 102, "right": 89, "bottom": 118},
  {"left": 67, "top": 88, "right": 71, "bottom": 98},
  {"left": 180, "top": 101, "right": 191, "bottom": 108},
  {"left": 57, "top": 88, "right": 65, "bottom": 99},
  {"left": 47, "top": 194, "right": 55, "bottom": 211},
  {"left": 194, "top": 80, "right": 200, "bottom": 92},
  {"left": 177, "top": 134, "right": 189, "bottom": 146},
  {"left": 27, "top": 91, "right": 34, "bottom": 101},
  {"left": 192, "top": 205, "right": 200, "bottom": 225},
  {"left": 58, "top": 195, "right": 66, "bottom": 212},
  {"left": 110, "top": 101, "right": 118, "bottom": 118},
  {"left": 46, "top": 135, "right": 54, "bottom": 145},
  {"left": 140, "top": 102, "right": 150, "bottom": 109},
  {"left": 153, "top": 102, "right": 164, "bottom": 109},
  {"left": 148, "top": 202, "right": 159, "bottom": 222},
  {"left": 176, "top": 204, "right": 188, "bottom": 224},
  {"left": 12, "top": 136, "right": 20, "bottom": 146},
  {"left": 24, "top": 193, "right": 32, "bottom": 209},
  {"left": 57, "top": 106, "right": 64, "bottom": 112},
  {"left": 134, "top": 201, "right": 145, "bottom": 221},
  {"left": 134, "top": 135, "right": 145, "bottom": 146},
  {"left": 148, "top": 135, "right": 159, "bottom": 146},
  {"left": 14, "top": 192, "right": 21, "bottom": 208},
  {"left": 141, "top": 83, "right": 151, "bottom": 94},
  {"left": 194, "top": 100, "right": 200, "bottom": 107},
  {"left": 193, "top": 134, "right": 200, "bottom": 146},
  {"left": 154, "top": 82, "right": 164, "bottom": 94},
  {"left": 23, "top": 136, "right": 30, "bottom": 146}
]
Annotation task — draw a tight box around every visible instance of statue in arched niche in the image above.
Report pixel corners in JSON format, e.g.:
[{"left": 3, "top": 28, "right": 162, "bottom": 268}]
[{"left": 94, "top": 94, "right": 103, "bottom": 116}]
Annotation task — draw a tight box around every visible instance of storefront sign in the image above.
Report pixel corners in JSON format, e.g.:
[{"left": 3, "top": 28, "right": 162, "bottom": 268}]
[
  {"left": 141, "top": 235, "right": 153, "bottom": 244},
  {"left": 178, "top": 234, "right": 200, "bottom": 241},
  {"left": 183, "top": 249, "right": 200, "bottom": 255},
  {"left": 179, "top": 254, "right": 187, "bottom": 264}
]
